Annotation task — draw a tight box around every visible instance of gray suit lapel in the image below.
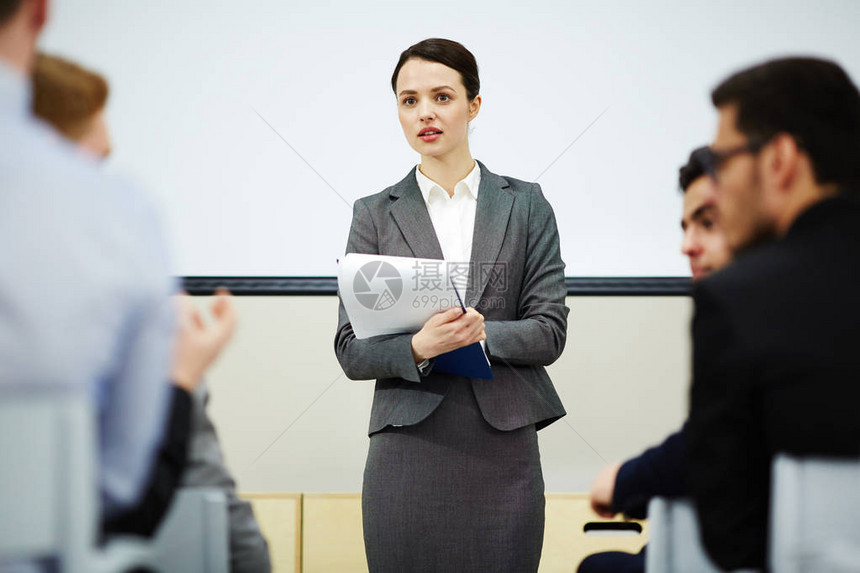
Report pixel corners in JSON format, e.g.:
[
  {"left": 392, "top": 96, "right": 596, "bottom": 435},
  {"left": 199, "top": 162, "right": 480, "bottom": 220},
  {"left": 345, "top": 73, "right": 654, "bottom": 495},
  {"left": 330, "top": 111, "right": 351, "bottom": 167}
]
[
  {"left": 467, "top": 161, "right": 514, "bottom": 307},
  {"left": 389, "top": 167, "right": 445, "bottom": 260}
]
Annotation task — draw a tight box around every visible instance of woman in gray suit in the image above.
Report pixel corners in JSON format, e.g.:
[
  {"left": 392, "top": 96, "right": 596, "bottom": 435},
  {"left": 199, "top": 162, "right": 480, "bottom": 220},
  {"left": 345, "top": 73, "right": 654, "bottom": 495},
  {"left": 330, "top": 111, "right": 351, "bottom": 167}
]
[{"left": 335, "top": 38, "right": 568, "bottom": 573}]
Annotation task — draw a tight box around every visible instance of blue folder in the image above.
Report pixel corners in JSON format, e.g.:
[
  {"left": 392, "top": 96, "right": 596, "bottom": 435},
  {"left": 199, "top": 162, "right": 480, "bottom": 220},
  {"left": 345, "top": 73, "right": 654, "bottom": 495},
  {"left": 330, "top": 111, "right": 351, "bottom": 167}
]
[{"left": 432, "top": 342, "right": 494, "bottom": 379}]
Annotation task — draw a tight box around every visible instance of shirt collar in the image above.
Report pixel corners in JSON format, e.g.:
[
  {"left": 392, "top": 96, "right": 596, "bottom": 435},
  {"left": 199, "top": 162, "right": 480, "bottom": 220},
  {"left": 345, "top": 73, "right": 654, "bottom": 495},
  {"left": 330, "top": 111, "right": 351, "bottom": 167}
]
[
  {"left": 0, "top": 59, "right": 31, "bottom": 121},
  {"left": 415, "top": 160, "right": 481, "bottom": 204}
]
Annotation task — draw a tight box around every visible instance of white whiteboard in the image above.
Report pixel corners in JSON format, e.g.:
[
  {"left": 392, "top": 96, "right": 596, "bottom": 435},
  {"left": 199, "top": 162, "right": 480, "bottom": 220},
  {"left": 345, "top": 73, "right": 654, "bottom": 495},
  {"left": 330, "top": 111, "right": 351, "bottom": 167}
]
[{"left": 40, "top": 0, "right": 860, "bottom": 277}]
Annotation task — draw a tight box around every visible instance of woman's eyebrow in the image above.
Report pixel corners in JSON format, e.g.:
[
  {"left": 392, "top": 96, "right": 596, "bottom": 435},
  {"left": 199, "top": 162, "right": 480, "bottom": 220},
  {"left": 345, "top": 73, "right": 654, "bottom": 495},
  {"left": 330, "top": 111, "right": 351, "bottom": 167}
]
[{"left": 398, "top": 85, "right": 457, "bottom": 97}]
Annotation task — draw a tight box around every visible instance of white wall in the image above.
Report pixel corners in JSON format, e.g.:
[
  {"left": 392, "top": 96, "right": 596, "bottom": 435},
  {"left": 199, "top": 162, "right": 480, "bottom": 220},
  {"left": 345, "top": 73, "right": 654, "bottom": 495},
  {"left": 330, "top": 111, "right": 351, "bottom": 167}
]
[
  {"left": 38, "top": 1, "right": 860, "bottom": 277},
  {"left": 202, "top": 295, "right": 692, "bottom": 493}
]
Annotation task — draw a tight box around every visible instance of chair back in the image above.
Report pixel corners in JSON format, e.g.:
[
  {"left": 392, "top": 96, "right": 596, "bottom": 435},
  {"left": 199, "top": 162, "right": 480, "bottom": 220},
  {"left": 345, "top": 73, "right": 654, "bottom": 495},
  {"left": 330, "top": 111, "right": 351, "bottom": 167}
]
[
  {"left": 770, "top": 454, "right": 860, "bottom": 573},
  {"left": 149, "top": 488, "right": 230, "bottom": 573},
  {"left": 0, "top": 385, "right": 230, "bottom": 572},
  {"left": 0, "top": 386, "right": 100, "bottom": 571},
  {"left": 646, "top": 497, "right": 726, "bottom": 573}
]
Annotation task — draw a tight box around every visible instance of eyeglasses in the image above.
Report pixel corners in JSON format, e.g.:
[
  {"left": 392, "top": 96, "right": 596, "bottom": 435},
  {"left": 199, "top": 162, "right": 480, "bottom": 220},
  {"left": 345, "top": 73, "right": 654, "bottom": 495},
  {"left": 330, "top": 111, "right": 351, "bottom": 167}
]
[{"left": 695, "top": 139, "right": 768, "bottom": 182}]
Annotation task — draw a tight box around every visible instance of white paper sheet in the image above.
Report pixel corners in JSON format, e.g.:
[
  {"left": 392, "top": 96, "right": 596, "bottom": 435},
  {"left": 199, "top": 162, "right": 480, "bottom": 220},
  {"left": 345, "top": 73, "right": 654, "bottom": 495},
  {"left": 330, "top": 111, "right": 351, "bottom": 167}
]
[{"left": 337, "top": 253, "right": 470, "bottom": 339}]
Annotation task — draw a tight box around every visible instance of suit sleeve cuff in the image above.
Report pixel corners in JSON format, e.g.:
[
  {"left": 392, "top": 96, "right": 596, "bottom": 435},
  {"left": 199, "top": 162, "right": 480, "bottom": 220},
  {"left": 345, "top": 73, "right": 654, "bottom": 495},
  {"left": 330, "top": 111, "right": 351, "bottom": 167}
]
[
  {"left": 611, "top": 459, "right": 648, "bottom": 518},
  {"left": 416, "top": 358, "right": 435, "bottom": 377}
]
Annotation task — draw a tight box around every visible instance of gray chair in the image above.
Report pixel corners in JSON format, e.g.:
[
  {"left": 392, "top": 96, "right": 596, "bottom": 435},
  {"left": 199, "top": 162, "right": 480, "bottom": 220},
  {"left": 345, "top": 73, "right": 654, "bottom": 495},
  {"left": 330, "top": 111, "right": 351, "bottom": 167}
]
[
  {"left": 769, "top": 454, "right": 860, "bottom": 573},
  {"left": 0, "top": 386, "right": 229, "bottom": 572},
  {"left": 0, "top": 385, "right": 150, "bottom": 572},
  {"left": 645, "top": 497, "right": 728, "bottom": 573},
  {"left": 148, "top": 487, "right": 230, "bottom": 573},
  {"left": 646, "top": 454, "right": 860, "bottom": 573}
]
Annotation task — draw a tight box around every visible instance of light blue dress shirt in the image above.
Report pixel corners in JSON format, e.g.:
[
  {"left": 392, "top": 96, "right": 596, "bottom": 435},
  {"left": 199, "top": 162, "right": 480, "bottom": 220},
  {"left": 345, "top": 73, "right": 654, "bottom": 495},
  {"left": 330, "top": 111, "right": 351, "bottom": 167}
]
[{"left": 0, "top": 61, "right": 175, "bottom": 517}]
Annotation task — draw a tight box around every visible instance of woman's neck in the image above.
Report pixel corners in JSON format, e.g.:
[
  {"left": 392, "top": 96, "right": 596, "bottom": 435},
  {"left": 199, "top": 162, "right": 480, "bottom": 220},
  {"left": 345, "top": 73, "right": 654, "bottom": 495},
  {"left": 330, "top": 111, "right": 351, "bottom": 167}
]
[{"left": 419, "top": 148, "right": 476, "bottom": 198}]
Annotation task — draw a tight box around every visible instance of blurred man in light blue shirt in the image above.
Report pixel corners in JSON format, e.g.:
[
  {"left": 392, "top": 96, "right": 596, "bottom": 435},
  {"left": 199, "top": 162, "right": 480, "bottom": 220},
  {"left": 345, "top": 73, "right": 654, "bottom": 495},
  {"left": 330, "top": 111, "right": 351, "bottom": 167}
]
[{"left": 0, "top": 0, "right": 174, "bottom": 518}]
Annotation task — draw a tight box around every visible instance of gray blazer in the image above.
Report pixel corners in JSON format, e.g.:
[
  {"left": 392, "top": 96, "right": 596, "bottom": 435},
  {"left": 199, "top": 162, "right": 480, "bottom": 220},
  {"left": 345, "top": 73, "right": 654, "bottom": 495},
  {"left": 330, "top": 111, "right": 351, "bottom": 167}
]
[{"left": 335, "top": 161, "right": 568, "bottom": 434}]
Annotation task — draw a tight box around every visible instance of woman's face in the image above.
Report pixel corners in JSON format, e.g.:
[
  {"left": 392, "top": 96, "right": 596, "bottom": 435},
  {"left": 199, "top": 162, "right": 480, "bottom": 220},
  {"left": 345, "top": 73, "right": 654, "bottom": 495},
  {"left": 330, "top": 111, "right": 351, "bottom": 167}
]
[{"left": 395, "top": 58, "right": 480, "bottom": 161}]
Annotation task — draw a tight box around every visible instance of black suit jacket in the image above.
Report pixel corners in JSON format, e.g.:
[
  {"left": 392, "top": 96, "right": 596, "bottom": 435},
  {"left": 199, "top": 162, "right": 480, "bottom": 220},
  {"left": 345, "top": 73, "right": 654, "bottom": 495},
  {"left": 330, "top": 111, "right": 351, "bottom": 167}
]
[
  {"left": 612, "top": 423, "right": 689, "bottom": 520},
  {"left": 688, "top": 192, "right": 860, "bottom": 570}
]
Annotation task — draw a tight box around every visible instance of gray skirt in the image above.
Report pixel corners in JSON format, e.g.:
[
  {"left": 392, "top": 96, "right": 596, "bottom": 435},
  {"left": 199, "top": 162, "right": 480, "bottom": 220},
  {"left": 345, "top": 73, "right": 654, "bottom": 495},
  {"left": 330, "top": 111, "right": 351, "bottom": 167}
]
[{"left": 362, "top": 379, "right": 545, "bottom": 573}]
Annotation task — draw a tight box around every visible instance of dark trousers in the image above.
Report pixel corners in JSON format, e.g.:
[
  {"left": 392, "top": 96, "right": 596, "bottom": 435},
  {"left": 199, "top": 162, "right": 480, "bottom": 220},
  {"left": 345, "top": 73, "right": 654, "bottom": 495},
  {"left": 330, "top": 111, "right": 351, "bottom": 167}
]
[{"left": 578, "top": 546, "right": 646, "bottom": 573}]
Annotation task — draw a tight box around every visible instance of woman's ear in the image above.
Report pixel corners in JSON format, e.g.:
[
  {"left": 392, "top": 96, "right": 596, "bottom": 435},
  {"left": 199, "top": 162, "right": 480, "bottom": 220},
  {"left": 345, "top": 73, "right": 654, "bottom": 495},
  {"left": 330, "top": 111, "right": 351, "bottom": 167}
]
[{"left": 468, "top": 95, "right": 482, "bottom": 122}]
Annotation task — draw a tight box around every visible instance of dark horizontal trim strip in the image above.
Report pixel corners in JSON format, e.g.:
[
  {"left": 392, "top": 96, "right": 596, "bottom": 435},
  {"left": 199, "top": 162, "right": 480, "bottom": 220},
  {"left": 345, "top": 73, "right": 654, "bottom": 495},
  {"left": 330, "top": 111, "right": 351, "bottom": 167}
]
[
  {"left": 565, "top": 277, "right": 691, "bottom": 296},
  {"left": 583, "top": 521, "right": 644, "bottom": 534},
  {"left": 181, "top": 276, "right": 692, "bottom": 296}
]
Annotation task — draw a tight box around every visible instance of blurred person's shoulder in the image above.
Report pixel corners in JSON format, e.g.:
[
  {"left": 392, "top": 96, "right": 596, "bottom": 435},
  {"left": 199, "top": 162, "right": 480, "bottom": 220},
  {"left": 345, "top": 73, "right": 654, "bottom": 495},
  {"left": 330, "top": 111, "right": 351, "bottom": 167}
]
[
  {"left": 698, "top": 196, "right": 860, "bottom": 311},
  {"left": 1, "top": 113, "right": 172, "bottom": 289},
  {"left": 692, "top": 225, "right": 839, "bottom": 336}
]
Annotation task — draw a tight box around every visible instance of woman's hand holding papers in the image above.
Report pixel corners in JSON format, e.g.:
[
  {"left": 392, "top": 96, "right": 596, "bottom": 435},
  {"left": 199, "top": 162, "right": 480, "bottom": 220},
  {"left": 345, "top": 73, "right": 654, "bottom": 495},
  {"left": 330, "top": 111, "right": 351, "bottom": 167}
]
[{"left": 410, "top": 306, "right": 486, "bottom": 363}]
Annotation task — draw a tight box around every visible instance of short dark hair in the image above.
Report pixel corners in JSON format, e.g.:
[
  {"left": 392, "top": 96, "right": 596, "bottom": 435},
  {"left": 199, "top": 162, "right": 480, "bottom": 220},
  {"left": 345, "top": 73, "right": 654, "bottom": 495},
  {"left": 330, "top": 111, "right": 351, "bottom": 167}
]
[
  {"left": 679, "top": 146, "right": 709, "bottom": 192},
  {"left": 391, "top": 38, "right": 480, "bottom": 101},
  {"left": 712, "top": 57, "right": 860, "bottom": 188},
  {"left": 0, "top": 0, "right": 24, "bottom": 26}
]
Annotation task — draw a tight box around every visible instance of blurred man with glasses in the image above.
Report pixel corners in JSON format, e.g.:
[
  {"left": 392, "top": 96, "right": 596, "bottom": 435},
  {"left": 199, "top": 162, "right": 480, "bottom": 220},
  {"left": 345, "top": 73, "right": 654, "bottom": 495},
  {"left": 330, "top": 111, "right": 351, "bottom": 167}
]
[{"left": 688, "top": 57, "right": 860, "bottom": 570}]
